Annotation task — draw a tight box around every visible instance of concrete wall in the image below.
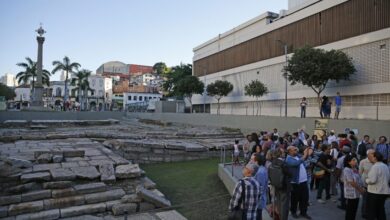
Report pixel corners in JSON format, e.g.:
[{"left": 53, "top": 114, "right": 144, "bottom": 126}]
[
  {"left": 126, "top": 113, "right": 390, "bottom": 140},
  {"left": 0, "top": 111, "right": 125, "bottom": 122}
]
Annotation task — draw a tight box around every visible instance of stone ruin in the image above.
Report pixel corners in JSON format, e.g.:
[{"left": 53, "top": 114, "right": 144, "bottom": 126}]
[
  {"left": 0, "top": 118, "right": 244, "bottom": 219},
  {"left": 0, "top": 138, "right": 182, "bottom": 220}
]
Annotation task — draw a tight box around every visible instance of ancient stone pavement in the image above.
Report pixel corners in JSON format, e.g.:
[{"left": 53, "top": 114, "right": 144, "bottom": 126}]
[{"left": 0, "top": 118, "right": 244, "bottom": 219}]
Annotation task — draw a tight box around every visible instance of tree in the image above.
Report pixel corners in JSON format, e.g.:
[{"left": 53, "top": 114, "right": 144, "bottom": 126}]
[
  {"left": 162, "top": 63, "right": 192, "bottom": 96},
  {"left": 206, "top": 80, "right": 233, "bottom": 115},
  {"left": 71, "top": 69, "right": 93, "bottom": 111},
  {"left": 175, "top": 75, "right": 204, "bottom": 113},
  {"left": 285, "top": 45, "right": 356, "bottom": 109},
  {"left": 244, "top": 80, "right": 268, "bottom": 115},
  {"left": 0, "top": 83, "right": 16, "bottom": 100},
  {"left": 16, "top": 57, "right": 51, "bottom": 89},
  {"left": 153, "top": 62, "right": 168, "bottom": 75},
  {"left": 52, "top": 56, "right": 81, "bottom": 108}
]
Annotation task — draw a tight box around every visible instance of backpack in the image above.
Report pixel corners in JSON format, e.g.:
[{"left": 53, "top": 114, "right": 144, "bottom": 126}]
[
  {"left": 268, "top": 159, "right": 289, "bottom": 189},
  {"left": 357, "top": 142, "right": 367, "bottom": 157}
]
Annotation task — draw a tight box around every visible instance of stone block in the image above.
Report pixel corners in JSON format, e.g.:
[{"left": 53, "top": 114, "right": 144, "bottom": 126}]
[
  {"left": 52, "top": 188, "right": 76, "bottom": 198},
  {"left": 141, "top": 177, "right": 156, "bottom": 190},
  {"left": 43, "top": 195, "right": 85, "bottom": 210},
  {"left": 62, "top": 215, "right": 102, "bottom": 220},
  {"left": 88, "top": 160, "right": 114, "bottom": 167},
  {"left": 107, "top": 155, "right": 129, "bottom": 165},
  {"left": 6, "top": 183, "right": 41, "bottom": 194},
  {"left": 111, "top": 203, "right": 137, "bottom": 216},
  {"left": 65, "top": 157, "right": 89, "bottom": 162},
  {"left": 0, "top": 206, "right": 7, "bottom": 217},
  {"left": 21, "top": 190, "right": 51, "bottom": 202},
  {"left": 71, "top": 166, "right": 100, "bottom": 180},
  {"left": 78, "top": 161, "right": 90, "bottom": 167},
  {"left": 33, "top": 163, "right": 61, "bottom": 172},
  {"left": 5, "top": 157, "right": 32, "bottom": 168},
  {"left": 61, "top": 162, "right": 79, "bottom": 168},
  {"left": 8, "top": 200, "right": 44, "bottom": 216},
  {"left": 43, "top": 181, "right": 72, "bottom": 189},
  {"left": 115, "top": 164, "right": 141, "bottom": 179},
  {"left": 15, "top": 209, "right": 60, "bottom": 220},
  {"left": 52, "top": 155, "right": 63, "bottom": 163},
  {"left": 155, "top": 210, "right": 187, "bottom": 220},
  {"left": 99, "top": 164, "right": 116, "bottom": 183},
  {"left": 59, "top": 203, "right": 106, "bottom": 218},
  {"left": 84, "top": 189, "right": 125, "bottom": 204},
  {"left": 139, "top": 202, "right": 155, "bottom": 212},
  {"left": 63, "top": 150, "right": 85, "bottom": 158},
  {"left": 36, "top": 153, "right": 52, "bottom": 164},
  {"left": 73, "top": 182, "right": 106, "bottom": 194},
  {"left": 120, "top": 194, "right": 142, "bottom": 203},
  {"left": 83, "top": 149, "right": 103, "bottom": 157},
  {"left": 105, "top": 200, "right": 121, "bottom": 210},
  {"left": 50, "top": 168, "right": 76, "bottom": 181},
  {"left": 137, "top": 187, "right": 171, "bottom": 208},
  {"left": 89, "top": 155, "right": 109, "bottom": 160},
  {"left": 21, "top": 172, "right": 51, "bottom": 183}
]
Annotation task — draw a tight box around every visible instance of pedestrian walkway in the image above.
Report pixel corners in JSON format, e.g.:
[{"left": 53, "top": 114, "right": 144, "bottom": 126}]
[{"left": 222, "top": 163, "right": 390, "bottom": 220}]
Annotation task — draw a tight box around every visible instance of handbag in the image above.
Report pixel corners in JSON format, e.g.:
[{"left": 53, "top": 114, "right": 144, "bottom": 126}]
[
  {"left": 228, "top": 180, "right": 246, "bottom": 220},
  {"left": 313, "top": 166, "right": 325, "bottom": 179}
]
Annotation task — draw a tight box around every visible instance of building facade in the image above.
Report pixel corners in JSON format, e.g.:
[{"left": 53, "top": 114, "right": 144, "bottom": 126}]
[
  {"left": 1, "top": 73, "right": 18, "bottom": 87},
  {"left": 192, "top": 0, "right": 390, "bottom": 120}
]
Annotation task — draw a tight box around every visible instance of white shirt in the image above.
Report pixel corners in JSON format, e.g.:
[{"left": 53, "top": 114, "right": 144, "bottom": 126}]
[
  {"left": 366, "top": 162, "right": 390, "bottom": 195},
  {"left": 328, "top": 135, "right": 338, "bottom": 144}
]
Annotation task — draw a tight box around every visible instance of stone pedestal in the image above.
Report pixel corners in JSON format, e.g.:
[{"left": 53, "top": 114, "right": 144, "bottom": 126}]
[{"left": 30, "top": 86, "right": 44, "bottom": 107}]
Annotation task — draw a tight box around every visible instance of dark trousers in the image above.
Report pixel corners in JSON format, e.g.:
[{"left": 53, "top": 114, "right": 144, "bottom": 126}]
[
  {"left": 339, "top": 182, "right": 346, "bottom": 208},
  {"left": 301, "top": 106, "right": 306, "bottom": 118},
  {"left": 367, "top": 192, "right": 387, "bottom": 220},
  {"left": 346, "top": 198, "right": 359, "bottom": 220},
  {"left": 290, "top": 181, "right": 309, "bottom": 215},
  {"left": 256, "top": 209, "right": 262, "bottom": 220},
  {"left": 361, "top": 191, "right": 368, "bottom": 218},
  {"left": 317, "top": 175, "right": 330, "bottom": 199},
  {"left": 276, "top": 189, "right": 290, "bottom": 220}
]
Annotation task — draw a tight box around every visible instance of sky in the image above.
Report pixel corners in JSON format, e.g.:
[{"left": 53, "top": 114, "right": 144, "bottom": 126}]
[{"left": 0, "top": 0, "right": 287, "bottom": 81}]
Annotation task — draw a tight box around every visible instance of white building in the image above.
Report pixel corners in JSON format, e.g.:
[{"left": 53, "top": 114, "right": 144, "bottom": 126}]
[
  {"left": 192, "top": 0, "right": 390, "bottom": 120},
  {"left": 14, "top": 85, "right": 31, "bottom": 106},
  {"left": 88, "top": 75, "right": 113, "bottom": 110},
  {"left": 123, "top": 92, "right": 162, "bottom": 109},
  {"left": 1, "top": 73, "right": 18, "bottom": 87}
]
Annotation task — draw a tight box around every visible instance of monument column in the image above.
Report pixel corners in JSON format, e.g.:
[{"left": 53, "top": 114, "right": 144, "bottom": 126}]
[{"left": 31, "top": 25, "right": 46, "bottom": 107}]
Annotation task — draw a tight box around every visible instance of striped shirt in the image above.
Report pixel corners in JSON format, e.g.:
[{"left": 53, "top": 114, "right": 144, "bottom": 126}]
[{"left": 229, "top": 177, "right": 261, "bottom": 220}]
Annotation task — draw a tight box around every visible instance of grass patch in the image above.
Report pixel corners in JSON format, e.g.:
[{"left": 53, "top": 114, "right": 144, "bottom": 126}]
[{"left": 141, "top": 158, "right": 230, "bottom": 220}]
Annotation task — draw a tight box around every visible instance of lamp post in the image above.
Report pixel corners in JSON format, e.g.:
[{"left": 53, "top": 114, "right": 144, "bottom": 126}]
[
  {"left": 203, "top": 68, "right": 206, "bottom": 113},
  {"left": 276, "top": 40, "right": 288, "bottom": 117}
]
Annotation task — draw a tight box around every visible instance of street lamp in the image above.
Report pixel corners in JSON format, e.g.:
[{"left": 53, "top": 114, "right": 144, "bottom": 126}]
[
  {"left": 276, "top": 40, "right": 288, "bottom": 117},
  {"left": 203, "top": 68, "right": 206, "bottom": 113}
]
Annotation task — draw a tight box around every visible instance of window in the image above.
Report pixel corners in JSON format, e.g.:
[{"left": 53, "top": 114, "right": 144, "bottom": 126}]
[
  {"left": 139, "top": 96, "right": 142, "bottom": 101},
  {"left": 133, "top": 96, "right": 137, "bottom": 100},
  {"left": 144, "top": 96, "right": 147, "bottom": 101},
  {"left": 56, "top": 88, "right": 62, "bottom": 97},
  {"left": 128, "top": 96, "right": 132, "bottom": 101},
  {"left": 149, "top": 97, "right": 152, "bottom": 99},
  {"left": 91, "top": 91, "right": 95, "bottom": 96}
]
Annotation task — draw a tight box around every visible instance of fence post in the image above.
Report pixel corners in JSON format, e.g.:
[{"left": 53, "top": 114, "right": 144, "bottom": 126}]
[{"left": 376, "top": 102, "right": 379, "bottom": 121}]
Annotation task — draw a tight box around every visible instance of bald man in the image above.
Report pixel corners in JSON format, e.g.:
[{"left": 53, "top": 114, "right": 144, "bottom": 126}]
[{"left": 229, "top": 167, "right": 261, "bottom": 220}]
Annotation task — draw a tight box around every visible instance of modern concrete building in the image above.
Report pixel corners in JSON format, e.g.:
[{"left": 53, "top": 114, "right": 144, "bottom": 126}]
[
  {"left": 0, "top": 73, "right": 18, "bottom": 87},
  {"left": 192, "top": 0, "right": 390, "bottom": 120}
]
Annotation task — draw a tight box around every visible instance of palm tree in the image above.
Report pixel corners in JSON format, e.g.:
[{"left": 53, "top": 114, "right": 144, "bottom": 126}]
[
  {"left": 52, "top": 56, "right": 81, "bottom": 109},
  {"left": 16, "top": 57, "right": 51, "bottom": 89},
  {"left": 71, "top": 69, "right": 93, "bottom": 111}
]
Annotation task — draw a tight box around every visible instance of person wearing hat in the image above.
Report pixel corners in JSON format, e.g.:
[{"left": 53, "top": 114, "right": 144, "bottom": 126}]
[{"left": 335, "top": 146, "right": 351, "bottom": 209}]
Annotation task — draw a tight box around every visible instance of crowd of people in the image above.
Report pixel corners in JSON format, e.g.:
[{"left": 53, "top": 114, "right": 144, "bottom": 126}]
[{"left": 228, "top": 128, "right": 390, "bottom": 220}]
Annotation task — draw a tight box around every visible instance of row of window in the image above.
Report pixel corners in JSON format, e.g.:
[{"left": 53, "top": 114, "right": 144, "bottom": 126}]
[{"left": 127, "top": 96, "right": 158, "bottom": 101}]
